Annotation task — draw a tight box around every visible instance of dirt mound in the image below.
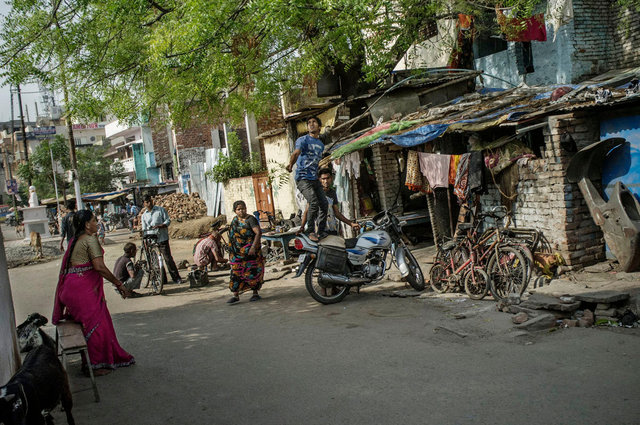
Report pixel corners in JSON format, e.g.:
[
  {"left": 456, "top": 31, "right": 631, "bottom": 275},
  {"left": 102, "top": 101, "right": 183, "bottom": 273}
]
[{"left": 169, "top": 215, "right": 227, "bottom": 239}]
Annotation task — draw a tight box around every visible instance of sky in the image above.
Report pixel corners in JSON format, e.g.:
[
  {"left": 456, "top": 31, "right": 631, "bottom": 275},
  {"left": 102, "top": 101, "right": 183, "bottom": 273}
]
[{"left": 0, "top": 2, "right": 47, "bottom": 124}]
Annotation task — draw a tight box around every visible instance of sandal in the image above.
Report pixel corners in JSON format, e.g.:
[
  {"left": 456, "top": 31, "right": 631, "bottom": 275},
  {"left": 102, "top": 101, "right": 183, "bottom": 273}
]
[
  {"left": 226, "top": 296, "right": 240, "bottom": 304},
  {"left": 93, "top": 368, "right": 112, "bottom": 377},
  {"left": 250, "top": 294, "right": 261, "bottom": 302},
  {"left": 308, "top": 233, "right": 319, "bottom": 242}
]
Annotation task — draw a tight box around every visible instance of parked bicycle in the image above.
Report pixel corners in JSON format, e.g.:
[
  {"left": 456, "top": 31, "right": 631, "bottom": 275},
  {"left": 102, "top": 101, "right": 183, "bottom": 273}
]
[
  {"left": 137, "top": 230, "right": 168, "bottom": 295},
  {"left": 430, "top": 206, "right": 529, "bottom": 301}
]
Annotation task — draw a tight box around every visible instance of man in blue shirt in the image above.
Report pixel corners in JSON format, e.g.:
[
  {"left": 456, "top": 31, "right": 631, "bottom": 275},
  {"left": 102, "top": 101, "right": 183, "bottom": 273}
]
[
  {"left": 286, "top": 116, "right": 328, "bottom": 241},
  {"left": 141, "top": 195, "right": 183, "bottom": 284}
]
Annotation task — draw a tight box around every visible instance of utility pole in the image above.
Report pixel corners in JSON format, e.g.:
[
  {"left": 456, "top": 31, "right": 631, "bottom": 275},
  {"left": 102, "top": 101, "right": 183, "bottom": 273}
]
[
  {"left": 60, "top": 66, "right": 83, "bottom": 210},
  {"left": 7, "top": 86, "right": 18, "bottom": 210},
  {"left": 16, "top": 84, "right": 31, "bottom": 186}
]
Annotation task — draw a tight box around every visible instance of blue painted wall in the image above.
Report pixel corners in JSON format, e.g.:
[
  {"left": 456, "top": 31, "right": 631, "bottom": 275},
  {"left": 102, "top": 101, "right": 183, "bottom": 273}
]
[{"left": 600, "top": 115, "right": 640, "bottom": 201}]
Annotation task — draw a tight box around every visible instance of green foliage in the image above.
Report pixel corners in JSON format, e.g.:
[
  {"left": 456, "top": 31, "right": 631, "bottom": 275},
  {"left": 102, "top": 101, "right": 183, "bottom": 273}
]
[
  {"left": 76, "top": 145, "right": 126, "bottom": 193},
  {"left": 16, "top": 137, "right": 125, "bottom": 197},
  {"left": 16, "top": 136, "right": 70, "bottom": 199},
  {"left": 206, "top": 132, "right": 263, "bottom": 183}
]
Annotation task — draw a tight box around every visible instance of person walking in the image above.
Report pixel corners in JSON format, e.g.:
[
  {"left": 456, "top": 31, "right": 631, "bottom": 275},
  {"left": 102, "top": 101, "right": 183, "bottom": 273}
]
[
  {"left": 59, "top": 200, "right": 77, "bottom": 252},
  {"left": 286, "top": 116, "right": 328, "bottom": 241},
  {"left": 227, "top": 200, "right": 264, "bottom": 304},
  {"left": 141, "top": 195, "right": 183, "bottom": 284}
]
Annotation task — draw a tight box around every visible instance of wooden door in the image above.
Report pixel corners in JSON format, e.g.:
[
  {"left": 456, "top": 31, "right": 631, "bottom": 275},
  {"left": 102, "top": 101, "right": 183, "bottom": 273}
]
[{"left": 252, "top": 172, "right": 274, "bottom": 225}]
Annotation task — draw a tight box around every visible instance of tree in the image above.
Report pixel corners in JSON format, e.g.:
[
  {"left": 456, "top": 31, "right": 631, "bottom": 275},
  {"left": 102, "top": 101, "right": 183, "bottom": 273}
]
[
  {"left": 0, "top": 1, "right": 519, "bottom": 124},
  {"left": 17, "top": 136, "right": 70, "bottom": 200},
  {"left": 76, "top": 145, "right": 126, "bottom": 193},
  {"left": 2, "top": 0, "right": 638, "bottom": 127},
  {"left": 17, "top": 137, "right": 125, "bottom": 197}
]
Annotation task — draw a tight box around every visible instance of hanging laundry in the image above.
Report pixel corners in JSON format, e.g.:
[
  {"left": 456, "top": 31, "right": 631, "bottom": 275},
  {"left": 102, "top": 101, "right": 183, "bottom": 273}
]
[
  {"left": 405, "top": 150, "right": 431, "bottom": 193},
  {"left": 454, "top": 153, "right": 470, "bottom": 202},
  {"left": 449, "top": 154, "right": 461, "bottom": 185},
  {"left": 341, "top": 151, "right": 361, "bottom": 179},
  {"left": 547, "top": 0, "right": 573, "bottom": 41},
  {"left": 468, "top": 151, "right": 484, "bottom": 192},
  {"left": 514, "top": 42, "right": 534, "bottom": 74},
  {"left": 447, "top": 14, "right": 475, "bottom": 70},
  {"left": 496, "top": 10, "right": 547, "bottom": 42},
  {"left": 418, "top": 153, "right": 450, "bottom": 189},
  {"left": 333, "top": 162, "right": 351, "bottom": 203}
]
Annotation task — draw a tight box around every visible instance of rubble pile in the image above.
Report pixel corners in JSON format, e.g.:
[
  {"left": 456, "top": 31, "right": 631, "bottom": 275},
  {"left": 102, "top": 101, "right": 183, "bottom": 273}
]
[
  {"left": 497, "top": 291, "right": 639, "bottom": 331},
  {"left": 151, "top": 193, "right": 208, "bottom": 222},
  {"left": 169, "top": 215, "right": 227, "bottom": 239}
]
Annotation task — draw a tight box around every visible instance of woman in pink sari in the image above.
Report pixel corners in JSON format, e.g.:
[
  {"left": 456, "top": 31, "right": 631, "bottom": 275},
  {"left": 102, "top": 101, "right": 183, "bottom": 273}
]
[{"left": 53, "top": 209, "right": 135, "bottom": 376}]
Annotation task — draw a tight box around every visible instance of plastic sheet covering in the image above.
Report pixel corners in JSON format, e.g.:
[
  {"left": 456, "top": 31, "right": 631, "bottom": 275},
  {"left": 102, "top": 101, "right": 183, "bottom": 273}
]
[
  {"left": 388, "top": 124, "right": 450, "bottom": 148},
  {"left": 330, "top": 121, "right": 419, "bottom": 158}
]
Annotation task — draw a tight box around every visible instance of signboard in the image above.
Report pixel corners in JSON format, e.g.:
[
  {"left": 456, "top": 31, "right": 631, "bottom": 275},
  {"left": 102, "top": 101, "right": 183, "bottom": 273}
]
[
  {"left": 33, "top": 126, "right": 56, "bottom": 136},
  {"left": 72, "top": 123, "right": 106, "bottom": 130},
  {"left": 6, "top": 179, "right": 17, "bottom": 195}
]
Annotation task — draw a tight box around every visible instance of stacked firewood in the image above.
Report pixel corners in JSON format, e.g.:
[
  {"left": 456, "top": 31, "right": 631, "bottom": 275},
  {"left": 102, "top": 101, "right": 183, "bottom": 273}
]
[{"left": 151, "top": 193, "right": 208, "bottom": 221}]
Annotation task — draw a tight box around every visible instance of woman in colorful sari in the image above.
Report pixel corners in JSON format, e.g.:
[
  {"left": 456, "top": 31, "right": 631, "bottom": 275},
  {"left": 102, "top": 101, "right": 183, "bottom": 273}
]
[
  {"left": 227, "top": 200, "right": 265, "bottom": 304},
  {"left": 52, "top": 209, "right": 135, "bottom": 376}
]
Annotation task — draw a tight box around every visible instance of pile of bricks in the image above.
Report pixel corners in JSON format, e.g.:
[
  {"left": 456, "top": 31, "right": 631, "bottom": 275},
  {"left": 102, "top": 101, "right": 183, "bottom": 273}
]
[{"left": 152, "top": 193, "right": 208, "bottom": 221}]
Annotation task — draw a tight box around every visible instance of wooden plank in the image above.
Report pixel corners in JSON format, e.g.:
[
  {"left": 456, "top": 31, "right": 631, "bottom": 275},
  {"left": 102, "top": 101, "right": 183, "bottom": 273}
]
[{"left": 59, "top": 332, "right": 87, "bottom": 350}]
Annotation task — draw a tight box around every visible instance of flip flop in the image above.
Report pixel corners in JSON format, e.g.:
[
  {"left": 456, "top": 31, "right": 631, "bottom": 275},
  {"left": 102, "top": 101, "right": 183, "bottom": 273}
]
[
  {"left": 226, "top": 296, "right": 240, "bottom": 304},
  {"left": 250, "top": 294, "right": 262, "bottom": 302}
]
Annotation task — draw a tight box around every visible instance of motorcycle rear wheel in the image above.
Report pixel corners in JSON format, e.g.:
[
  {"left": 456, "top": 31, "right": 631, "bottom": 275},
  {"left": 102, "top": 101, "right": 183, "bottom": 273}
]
[
  {"left": 305, "top": 261, "right": 349, "bottom": 304},
  {"left": 403, "top": 248, "right": 425, "bottom": 291}
]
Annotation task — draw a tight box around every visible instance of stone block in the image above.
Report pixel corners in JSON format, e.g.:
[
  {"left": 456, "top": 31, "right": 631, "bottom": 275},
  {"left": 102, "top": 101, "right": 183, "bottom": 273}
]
[
  {"left": 515, "top": 313, "right": 557, "bottom": 331},
  {"left": 512, "top": 312, "right": 529, "bottom": 324},
  {"left": 574, "top": 291, "right": 630, "bottom": 304},
  {"left": 519, "top": 294, "right": 581, "bottom": 312}
]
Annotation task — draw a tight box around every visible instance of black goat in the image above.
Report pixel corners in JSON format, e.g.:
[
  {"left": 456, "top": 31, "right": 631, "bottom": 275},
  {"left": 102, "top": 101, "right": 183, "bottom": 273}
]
[
  {"left": 1, "top": 314, "right": 75, "bottom": 425},
  {"left": 16, "top": 313, "right": 49, "bottom": 353}
]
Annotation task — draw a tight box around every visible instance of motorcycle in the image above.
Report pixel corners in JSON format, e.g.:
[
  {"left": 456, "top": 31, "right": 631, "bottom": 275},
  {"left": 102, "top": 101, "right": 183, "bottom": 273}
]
[{"left": 294, "top": 209, "right": 425, "bottom": 304}]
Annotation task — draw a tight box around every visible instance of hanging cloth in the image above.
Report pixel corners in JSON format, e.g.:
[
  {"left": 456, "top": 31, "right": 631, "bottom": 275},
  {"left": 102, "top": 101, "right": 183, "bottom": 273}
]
[
  {"left": 405, "top": 150, "right": 431, "bottom": 193},
  {"left": 468, "top": 151, "right": 484, "bottom": 192},
  {"left": 496, "top": 9, "right": 547, "bottom": 42},
  {"left": 453, "top": 153, "right": 470, "bottom": 202},
  {"left": 449, "top": 154, "right": 461, "bottom": 185},
  {"left": 333, "top": 162, "right": 350, "bottom": 203},
  {"left": 342, "top": 151, "right": 361, "bottom": 179},
  {"left": 547, "top": 0, "right": 573, "bottom": 41},
  {"left": 447, "top": 14, "right": 475, "bottom": 70},
  {"left": 418, "top": 153, "right": 450, "bottom": 189}
]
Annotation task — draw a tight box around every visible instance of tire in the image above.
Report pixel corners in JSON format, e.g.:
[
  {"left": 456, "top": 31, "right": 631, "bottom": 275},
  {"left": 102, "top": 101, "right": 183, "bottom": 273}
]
[
  {"left": 488, "top": 246, "right": 527, "bottom": 301},
  {"left": 305, "top": 261, "right": 348, "bottom": 304},
  {"left": 464, "top": 268, "right": 490, "bottom": 300},
  {"left": 147, "top": 245, "right": 167, "bottom": 295},
  {"left": 429, "top": 262, "right": 448, "bottom": 293},
  {"left": 403, "top": 249, "right": 425, "bottom": 291}
]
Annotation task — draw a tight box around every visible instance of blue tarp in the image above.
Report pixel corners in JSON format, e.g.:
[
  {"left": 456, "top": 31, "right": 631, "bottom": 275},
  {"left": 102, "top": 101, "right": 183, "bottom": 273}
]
[{"left": 388, "top": 124, "right": 450, "bottom": 147}]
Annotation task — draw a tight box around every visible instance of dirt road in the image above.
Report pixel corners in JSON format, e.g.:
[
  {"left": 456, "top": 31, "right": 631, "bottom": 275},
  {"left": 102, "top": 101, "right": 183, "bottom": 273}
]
[{"left": 7, "top": 228, "right": 640, "bottom": 424}]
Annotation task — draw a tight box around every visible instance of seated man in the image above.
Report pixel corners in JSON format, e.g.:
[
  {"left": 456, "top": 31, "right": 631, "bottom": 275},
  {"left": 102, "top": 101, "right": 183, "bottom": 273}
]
[
  {"left": 113, "top": 242, "right": 143, "bottom": 297},
  {"left": 193, "top": 228, "right": 228, "bottom": 271}
]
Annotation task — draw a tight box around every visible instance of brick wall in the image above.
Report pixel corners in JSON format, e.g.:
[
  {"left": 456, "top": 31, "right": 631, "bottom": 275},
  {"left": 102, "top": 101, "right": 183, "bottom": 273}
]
[
  {"left": 257, "top": 105, "right": 285, "bottom": 135},
  {"left": 371, "top": 144, "right": 403, "bottom": 212},
  {"left": 150, "top": 114, "right": 172, "bottom": 164},
  {"left": 178, "top": 147, "right": 207, "bottom": 175},
  {"left": 572, "top": 0, "right": 615, "bottom": 80},
  {"left": 610, "top": 5, "right": 640, "bottom": 68},
  {"left": 479, "top": 112, "right": 605, "bottom": 269}
]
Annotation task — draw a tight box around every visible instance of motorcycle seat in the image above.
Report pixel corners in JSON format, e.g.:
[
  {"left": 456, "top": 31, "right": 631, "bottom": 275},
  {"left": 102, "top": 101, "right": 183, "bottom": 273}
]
[
  {"left": 345, "top": 238, "right": 358, "bottom": 249},
  {"left": 318, "top": 235, "right": 345, "bottom": 249}
]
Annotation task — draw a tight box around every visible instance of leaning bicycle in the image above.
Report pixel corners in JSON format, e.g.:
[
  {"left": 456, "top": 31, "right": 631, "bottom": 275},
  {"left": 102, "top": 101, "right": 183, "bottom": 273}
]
[{"left": 138, "top": 231, "right": 168, "bottom": 295}]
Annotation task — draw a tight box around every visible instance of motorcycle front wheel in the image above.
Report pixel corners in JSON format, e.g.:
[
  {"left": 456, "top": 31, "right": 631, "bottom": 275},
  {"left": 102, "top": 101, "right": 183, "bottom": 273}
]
[
  {"left": 402, "top": 248, "right": 425, "bottom": 291},
  {"left": 305, "top": 261, "right": 349, "bottom": 304}
]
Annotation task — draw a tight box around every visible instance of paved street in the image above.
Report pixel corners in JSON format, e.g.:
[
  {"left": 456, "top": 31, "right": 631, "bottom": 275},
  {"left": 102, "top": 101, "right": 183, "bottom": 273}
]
[{"left": 6, "top": 230, "right": 640, "bottom": 425}]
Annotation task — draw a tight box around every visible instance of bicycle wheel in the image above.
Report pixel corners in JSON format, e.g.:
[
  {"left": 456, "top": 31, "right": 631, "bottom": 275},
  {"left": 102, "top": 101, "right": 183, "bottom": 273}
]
[
  {"left": 487, "top": 246, "right": 527, "bottom": 301},
  {"left": 429, "top": 262, "right": 448, "bottom": 293},
  {"left": 147, "top": 245, "right": 167, "bottom": 295},
  {"left": 463, "top": 267, "right": 489, "bottom": 300}
]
